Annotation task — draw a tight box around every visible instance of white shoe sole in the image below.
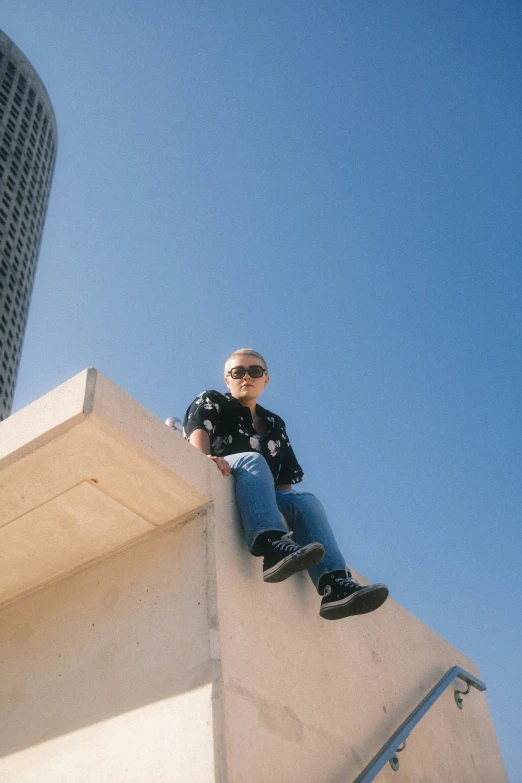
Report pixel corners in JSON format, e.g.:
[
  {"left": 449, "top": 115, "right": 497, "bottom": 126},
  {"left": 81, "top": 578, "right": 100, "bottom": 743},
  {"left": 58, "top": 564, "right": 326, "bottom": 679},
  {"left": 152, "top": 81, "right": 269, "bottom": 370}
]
[
  {"left": 263, "top": 542, "right": 325, "bottom": 583},
  {"left": 320, "top": 584, "right": 389, "bottom": 620}
]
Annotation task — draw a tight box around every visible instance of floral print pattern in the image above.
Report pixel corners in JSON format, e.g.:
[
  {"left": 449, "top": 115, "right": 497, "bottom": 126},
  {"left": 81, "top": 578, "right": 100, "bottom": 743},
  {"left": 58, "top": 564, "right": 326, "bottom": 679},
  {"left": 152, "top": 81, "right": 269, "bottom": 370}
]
[
  {"left": 183, "top": 390, "right": 304, "bottom": 485},
  {"left": 249, "top": 435, "right": 261, "bottom": 451}
]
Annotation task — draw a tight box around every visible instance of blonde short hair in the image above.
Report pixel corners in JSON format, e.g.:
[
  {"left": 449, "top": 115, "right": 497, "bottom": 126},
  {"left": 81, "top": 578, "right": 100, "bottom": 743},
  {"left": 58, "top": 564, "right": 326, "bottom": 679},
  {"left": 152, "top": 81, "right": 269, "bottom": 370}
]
[{"left": 224, "top": 349, "right": 268, "bottom": 376}]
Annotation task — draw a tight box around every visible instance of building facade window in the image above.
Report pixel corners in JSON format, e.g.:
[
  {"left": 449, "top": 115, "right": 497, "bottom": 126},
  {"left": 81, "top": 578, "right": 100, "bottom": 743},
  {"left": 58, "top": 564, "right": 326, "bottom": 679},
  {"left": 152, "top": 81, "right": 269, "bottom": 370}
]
[{"left": 0, "top": 29, "right": 57, "bottom": 420}]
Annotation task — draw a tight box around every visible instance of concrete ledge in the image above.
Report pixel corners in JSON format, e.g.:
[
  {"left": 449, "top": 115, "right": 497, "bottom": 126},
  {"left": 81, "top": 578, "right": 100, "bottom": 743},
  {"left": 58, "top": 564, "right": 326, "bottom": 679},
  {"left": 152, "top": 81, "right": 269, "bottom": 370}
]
[
  {"left": 0, "top": 368, "right": 211, "bottom": 607},
  {"left": 0, "top": 372, "right": 508, "bottom": 782}
]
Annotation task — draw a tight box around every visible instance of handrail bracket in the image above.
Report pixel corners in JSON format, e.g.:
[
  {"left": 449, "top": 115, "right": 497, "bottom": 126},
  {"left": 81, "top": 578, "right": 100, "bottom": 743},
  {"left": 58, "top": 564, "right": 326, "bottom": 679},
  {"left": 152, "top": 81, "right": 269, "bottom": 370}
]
[
  {"left": 353, "top": 666, "right": 487, "bottom": 782},
  {"left": 389, "top": 739, "right": 407, "bottom": 772},
  {"left": 454, "top": 681, "right": 472, "bottom": 710}
]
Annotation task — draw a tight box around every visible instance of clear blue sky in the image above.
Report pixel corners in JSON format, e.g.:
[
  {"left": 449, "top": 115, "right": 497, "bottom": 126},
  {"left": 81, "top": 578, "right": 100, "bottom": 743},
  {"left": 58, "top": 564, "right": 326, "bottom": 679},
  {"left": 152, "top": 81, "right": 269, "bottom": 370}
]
[{"left": 5, "top": 1, "right": 521, "bottom": 777}]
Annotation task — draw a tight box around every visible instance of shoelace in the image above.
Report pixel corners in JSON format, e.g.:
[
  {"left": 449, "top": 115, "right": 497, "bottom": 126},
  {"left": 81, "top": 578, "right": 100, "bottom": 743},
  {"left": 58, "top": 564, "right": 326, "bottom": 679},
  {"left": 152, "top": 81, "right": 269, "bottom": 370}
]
[
  {"left": 333, "top": 576, "right": 360, "bottom": 590},
  {"left": 323, "top": 575, "right": 360, "bottom": 600},
  {"left": 271, "top": 533, "right": 300, "bottom": 554}
]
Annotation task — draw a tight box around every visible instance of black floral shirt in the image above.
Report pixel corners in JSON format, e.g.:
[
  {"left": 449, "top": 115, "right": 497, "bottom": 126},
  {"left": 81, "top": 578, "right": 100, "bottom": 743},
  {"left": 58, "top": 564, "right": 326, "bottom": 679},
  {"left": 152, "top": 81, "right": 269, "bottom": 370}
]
[{"left": 183, "top": 390, "right": 304, "bottom": 486}]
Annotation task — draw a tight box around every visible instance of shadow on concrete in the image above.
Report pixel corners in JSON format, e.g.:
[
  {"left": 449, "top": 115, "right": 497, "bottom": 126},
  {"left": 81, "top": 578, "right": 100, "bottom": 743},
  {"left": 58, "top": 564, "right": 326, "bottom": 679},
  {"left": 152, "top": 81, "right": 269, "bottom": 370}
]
[{"left": 0, "top": 513, "right": 220, "bottom": 761}]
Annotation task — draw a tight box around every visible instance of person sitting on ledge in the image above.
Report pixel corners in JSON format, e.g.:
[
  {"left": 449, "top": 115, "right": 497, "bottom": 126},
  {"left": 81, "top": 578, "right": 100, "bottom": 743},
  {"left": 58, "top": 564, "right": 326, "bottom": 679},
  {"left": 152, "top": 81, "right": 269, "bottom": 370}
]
[{"left": 183, "top": 348, "right": 389, "bottom": 620}]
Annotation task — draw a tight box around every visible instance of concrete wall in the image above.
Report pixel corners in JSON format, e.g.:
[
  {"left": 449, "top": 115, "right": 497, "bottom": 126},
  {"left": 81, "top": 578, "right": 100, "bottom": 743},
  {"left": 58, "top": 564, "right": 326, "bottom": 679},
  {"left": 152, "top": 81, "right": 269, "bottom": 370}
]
[
  {"left": 0, "top": 371, "right": 508, "bottom": 782},
  {"left": 0, "top": 515, "right": 219, "bottom": 782},
  {"left": 206, "top": 466, "right": 507, "bottom": 783}
]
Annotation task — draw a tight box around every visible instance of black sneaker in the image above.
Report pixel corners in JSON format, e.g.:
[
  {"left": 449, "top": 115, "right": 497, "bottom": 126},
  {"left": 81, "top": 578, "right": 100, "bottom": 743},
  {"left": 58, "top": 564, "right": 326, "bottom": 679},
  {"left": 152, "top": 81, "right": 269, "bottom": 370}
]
[
  {"left": 319, "top": 570, "right": 389, "bottom": 620},
  {"left": 262, "top": 533, "right": 325, "bottom": 583}
]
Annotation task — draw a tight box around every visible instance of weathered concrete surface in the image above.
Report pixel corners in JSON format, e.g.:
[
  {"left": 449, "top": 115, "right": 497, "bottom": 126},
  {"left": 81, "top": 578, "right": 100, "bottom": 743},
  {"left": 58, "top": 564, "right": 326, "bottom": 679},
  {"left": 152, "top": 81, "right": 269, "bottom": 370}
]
[
  {"left": 209, "top": 458, "right": 507, "bottom": 782},
  {"left": 0, "top": 516, "right": 218, "bottom": 783},
  {"left": 0, "top": 371, "right": 508, "bottom": 782},
  {"left": 0, "top": 369, "right": 211, "bottom": 607}
]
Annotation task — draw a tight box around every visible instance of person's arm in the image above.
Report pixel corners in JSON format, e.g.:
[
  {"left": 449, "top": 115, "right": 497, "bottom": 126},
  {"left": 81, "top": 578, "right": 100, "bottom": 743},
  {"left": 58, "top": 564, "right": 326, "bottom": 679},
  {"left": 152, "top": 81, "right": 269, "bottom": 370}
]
[
  {"left": 189, "top": 429, "right": 231, "bottom": 477},
  {"left": 189, "top": 429, "right": 211, "bottom": 454},
  {"left": 275, "top": 484, "right": 292, "bottom": 491},
  {"left": 183, "top": 391, "right": 230, "bottom": 477}
]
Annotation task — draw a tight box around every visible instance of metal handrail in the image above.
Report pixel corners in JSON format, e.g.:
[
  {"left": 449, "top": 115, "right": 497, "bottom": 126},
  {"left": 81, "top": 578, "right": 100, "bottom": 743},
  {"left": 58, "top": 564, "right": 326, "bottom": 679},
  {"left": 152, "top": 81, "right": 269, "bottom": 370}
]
[{"left": 352, "top": 666, "right": 486, "bottom": 783}]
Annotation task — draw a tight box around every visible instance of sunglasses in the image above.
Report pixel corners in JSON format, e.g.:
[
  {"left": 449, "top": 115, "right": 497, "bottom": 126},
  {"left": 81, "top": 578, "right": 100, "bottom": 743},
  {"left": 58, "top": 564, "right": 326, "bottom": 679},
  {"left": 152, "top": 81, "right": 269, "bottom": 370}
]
[{"left": 227, "top": 365, "right": 267, "bottom": 379}]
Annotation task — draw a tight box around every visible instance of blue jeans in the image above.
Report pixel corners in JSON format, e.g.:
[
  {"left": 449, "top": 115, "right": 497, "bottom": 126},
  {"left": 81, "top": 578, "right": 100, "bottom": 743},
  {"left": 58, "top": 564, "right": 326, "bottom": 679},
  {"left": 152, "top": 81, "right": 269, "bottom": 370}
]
[{"left": 224, "top": 452, "right": 346, "bottom": 591}]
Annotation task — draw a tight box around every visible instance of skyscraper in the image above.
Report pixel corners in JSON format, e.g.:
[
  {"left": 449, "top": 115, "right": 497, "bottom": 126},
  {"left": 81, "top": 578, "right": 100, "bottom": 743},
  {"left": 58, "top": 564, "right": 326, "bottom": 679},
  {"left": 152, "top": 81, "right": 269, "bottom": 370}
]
[{"left": 0, "top": 30, "right": 57, "bottom": 421}]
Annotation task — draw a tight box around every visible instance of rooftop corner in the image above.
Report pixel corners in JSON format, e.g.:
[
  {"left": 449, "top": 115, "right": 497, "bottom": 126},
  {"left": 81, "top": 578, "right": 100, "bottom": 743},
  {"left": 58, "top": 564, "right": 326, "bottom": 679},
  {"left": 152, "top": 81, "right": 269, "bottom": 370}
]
[{"left": 0, "top": 369, "right": 212, "bottom": 608}]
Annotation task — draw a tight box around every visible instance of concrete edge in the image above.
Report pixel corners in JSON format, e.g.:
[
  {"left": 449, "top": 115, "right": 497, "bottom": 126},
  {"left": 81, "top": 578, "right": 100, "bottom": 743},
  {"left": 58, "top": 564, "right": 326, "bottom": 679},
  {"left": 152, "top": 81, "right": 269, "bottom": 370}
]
[{"left": 0, "top": 368, "right": 92, "bottom": 469}]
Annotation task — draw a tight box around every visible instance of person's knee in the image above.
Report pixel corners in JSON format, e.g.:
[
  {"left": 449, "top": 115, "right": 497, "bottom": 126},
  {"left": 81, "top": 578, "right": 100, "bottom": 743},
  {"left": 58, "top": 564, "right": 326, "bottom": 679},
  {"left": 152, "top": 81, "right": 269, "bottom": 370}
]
[
  {"left": 246, "top": 451, "right": 266, "bottom": 462},
  {"left": 230, "top": 451, "right": 270, "bottom": 474},
  {"left": 293, "top": 490, "right": 319, "bottom": 503},
  {"left": 292, "top": 491, "right": 325, "bottom": 513}
]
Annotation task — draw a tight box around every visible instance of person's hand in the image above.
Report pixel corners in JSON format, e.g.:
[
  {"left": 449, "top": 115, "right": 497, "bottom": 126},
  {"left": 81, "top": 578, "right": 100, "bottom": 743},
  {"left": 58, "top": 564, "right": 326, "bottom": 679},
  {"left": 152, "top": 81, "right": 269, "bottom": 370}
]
[{"left": 207, "top": 455, "right": 231, "bottom": 476}]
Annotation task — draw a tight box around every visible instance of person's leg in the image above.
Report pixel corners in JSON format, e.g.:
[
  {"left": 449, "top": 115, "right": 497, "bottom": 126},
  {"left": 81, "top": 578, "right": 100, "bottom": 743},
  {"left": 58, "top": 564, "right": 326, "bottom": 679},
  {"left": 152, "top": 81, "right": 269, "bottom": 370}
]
[
  {"left": 275, "top": 490, "right": 346, "bottom": 589},
  {"left": 275, "top": 489, "right": 389, "bottom": 618},
  {"left": 224, "top": 452, "right": 286, "bottom": 551},
  {"left": 224, "top": 452, "right": 325, "bottom": 582}
]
